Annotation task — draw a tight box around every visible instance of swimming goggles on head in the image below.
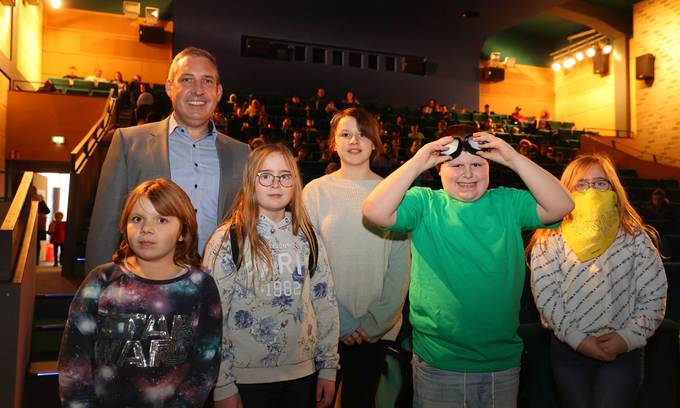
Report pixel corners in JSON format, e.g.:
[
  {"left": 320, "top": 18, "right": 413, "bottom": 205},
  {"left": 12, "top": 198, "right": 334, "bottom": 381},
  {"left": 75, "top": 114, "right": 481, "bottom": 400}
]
[{"left": 440, "top": 134, "right": 488, "bottom": 158}]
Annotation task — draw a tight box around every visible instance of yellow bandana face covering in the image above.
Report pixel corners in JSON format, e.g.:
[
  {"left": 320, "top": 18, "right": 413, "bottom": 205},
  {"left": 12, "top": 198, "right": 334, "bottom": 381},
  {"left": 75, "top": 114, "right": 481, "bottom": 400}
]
[{"left": 563, "top": 190, "right": 620, "bottom": 262}]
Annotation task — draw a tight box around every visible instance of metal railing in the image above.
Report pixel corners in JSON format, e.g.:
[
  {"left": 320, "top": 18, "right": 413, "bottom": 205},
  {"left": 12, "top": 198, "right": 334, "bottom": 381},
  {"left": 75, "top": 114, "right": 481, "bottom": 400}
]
[{"left": 62, "top": 89, "right": 119, "bottom": 276}]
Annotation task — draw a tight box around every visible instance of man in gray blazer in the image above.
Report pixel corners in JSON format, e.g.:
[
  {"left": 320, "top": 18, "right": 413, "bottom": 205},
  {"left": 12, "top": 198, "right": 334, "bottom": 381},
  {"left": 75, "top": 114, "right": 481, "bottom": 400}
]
[{"left": 85, "top": 46, "right": 249, "bottom": 272}]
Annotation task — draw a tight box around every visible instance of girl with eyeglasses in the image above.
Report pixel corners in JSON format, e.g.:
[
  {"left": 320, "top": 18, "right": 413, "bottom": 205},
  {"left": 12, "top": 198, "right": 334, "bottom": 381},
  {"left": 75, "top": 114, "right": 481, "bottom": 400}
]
[
  {"left": 528, "top": 153, "right": 667, "bottom": 408},
  {"left": 203, "top": 144, "right": 339, "bottom": 408},
  {"left": 302, "top": 108, "right": 410, "bottom": 407}
]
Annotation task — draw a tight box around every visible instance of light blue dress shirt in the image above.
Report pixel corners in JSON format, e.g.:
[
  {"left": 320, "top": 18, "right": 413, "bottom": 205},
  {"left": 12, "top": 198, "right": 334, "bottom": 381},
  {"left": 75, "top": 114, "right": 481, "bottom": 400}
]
[{"left": 168, "top": 114, "right": 221, "bottom": 254}]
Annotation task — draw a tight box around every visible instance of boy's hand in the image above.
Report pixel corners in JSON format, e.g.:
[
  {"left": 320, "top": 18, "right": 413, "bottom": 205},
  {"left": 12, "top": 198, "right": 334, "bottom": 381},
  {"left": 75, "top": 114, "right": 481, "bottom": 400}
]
[
  {"left": 472, "top": 132, "right": 521, "bottom": 168},
  {"left": 576, "top": 336, "right": 616, "bottom": 362},
  {"left": 596, "top": 332, "right": 628, "bottom": 356},
  {"left": 316, "top": 378, "right": 335, "bottom": 408},
  {"left": 410, "top": 136, "right": 453, "bottom": 173}
]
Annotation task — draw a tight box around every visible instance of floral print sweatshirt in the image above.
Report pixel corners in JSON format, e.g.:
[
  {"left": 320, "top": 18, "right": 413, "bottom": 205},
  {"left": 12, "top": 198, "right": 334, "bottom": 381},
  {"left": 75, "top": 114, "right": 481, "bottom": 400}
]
[{"left": 203, "top": 213, "right": 339, "bottom": 401}]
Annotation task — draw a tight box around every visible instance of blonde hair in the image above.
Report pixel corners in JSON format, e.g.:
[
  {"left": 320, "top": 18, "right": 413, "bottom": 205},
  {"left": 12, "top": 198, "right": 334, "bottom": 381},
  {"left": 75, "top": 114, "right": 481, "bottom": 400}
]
[
  {"left": 210, "top": 144, "right": 317, "bottom": 287},
  {"left": 114, "top": 178, "right": 200, "bottom": 269},
  {"left": 527, "top": 153, "right": 661, "bottom": 256}
]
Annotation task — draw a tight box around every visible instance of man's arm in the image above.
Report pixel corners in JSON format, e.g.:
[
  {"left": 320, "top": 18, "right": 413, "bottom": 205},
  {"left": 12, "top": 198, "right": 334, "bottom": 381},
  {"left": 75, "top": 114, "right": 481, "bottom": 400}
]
[
  {"left": 363, "top": 137, "right": 453, "bottom": 227},
  {"left": 85, "top": 129, "right": 129, "bottom": 272}
]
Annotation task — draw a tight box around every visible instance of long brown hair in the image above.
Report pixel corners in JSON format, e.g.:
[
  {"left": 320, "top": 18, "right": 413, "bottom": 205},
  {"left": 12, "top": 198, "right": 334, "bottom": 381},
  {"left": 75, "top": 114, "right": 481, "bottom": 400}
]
[
  {"left": 113, "top": 178, "right": 200, "bottom": 268},
  {"left": 211, "top": 143, "right": 318, "bottom": 287},
  {"left": 526, "top": 153, "right": 661, "bottom": 256}
]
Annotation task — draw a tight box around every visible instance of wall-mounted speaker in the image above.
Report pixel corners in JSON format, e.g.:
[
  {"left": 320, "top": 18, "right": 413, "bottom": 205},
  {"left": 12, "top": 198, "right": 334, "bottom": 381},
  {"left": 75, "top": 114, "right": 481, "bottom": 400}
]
[
  {"left": 480, "top": 67, "right": 505, "bottom": 82},
  {"left": 139, "top": 25, "right": 166, "bottom": 44},
  {"left": 636, "top": 54, "right": 655, "bottom": 80},
  {"left": 593, "top": 53, "right": 609, "bottom": 76}
]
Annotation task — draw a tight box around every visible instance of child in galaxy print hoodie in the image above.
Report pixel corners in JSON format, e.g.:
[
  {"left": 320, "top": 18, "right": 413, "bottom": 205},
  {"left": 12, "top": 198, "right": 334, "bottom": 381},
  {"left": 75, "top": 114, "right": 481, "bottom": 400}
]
[
  {"left": 203, "top": 144, "right": 339, "bottom": 408},
  {"left": 58, "top": 179, "right": 222, "bottom": 407}
]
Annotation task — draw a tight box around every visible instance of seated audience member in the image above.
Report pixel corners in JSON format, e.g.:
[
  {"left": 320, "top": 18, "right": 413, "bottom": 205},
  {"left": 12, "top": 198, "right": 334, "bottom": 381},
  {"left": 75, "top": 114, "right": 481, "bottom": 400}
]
[
  {"left": 480, "top": 117, "right": 496, "bottom": 132},
  {"left": 289, "top": 95, "right": 304, "bottom": 108},
  {"left": 112, "top": 71, "right": 128, "bottom": 93},
  {"left": 64, "top": 66, "right": 80, "bottom": 80},
  {"left": 281, "top": 117, "right": 294, "bottom": 138},
  {"left": 85, "top": 68, "right": 108, "bottom": 84},
  {"left": 325, "top": 100, "right": 339, "bottom": 115},
  {"left": 341, "top": 91, "right": 360, "bottom": 107},
  {"left": 128, "top": 74, "right": 143, "bottom": 106},
  {"left": 136, "top": 83, "right": 154, "bottom": 108},
  {"left": 537, "top": 110, "right": 552, "bottom": 131},
  {"left": 38, "top": 80, "right": 57, "bottom": 93},
  {"left": 304, "top": 118, "right": 318, "bottom": 138},
  {"left": 296, "top": 145, "right": 311, "bottom": 162},
  {"left": 509, "top": 106, "right": 526, "bottom": 125},
  {"left": 291, "top": 129, "right": 305, "bottom": 153},
  {"left": 482, "top": 104, "right": 493, "bottom": 116},
  {"left": 553, "top": 150, "right": 566, "bottom": 167},
  {"left": 311, "top": 87, "right": 328, "bottom": 111},
  {"left": 407, "top": 139, "right": 424, "bottom": 158},
  {"left": 248, "top": 136, "right": 265, "bottom": 150},
  {"left": 435, "top": 120, "right": 448, "bottom": 137},
  {"left": 394, "top": 115, "right": 408, "bottom": 137},
  {"left": 407, "top": 124, "right": 425, "bottom": 139},
  {"left": 641, "top": 187, "right": 672, "bottom": 220}
]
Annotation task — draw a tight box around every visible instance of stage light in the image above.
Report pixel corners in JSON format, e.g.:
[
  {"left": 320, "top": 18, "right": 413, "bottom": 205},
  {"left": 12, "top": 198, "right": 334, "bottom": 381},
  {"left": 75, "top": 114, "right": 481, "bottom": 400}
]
[
  {"left": 575, "top": 52, "right": 584, "bottom": 61},
  {"left": 552, "top": 62, "right": 561, "bottom": 72},
  {"left": 586, "top": 47, "right": 596, "bottom": 58},
  {"left": 602, "top": 44, "right": 612, "bottom": 54}
]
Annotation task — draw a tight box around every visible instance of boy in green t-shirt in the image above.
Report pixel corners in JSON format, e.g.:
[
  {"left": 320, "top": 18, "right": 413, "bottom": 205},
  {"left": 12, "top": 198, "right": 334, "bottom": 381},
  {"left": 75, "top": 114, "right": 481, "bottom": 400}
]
[{"left": 363, "top": 125, "right": 573, "bottom": 407}]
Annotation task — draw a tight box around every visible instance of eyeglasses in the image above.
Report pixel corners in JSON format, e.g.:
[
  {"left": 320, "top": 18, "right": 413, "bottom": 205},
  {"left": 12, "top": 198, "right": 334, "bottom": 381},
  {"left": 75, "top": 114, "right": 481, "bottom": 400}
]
[
  {"left": 257, "top": 172, "right": 294, "bottom": 188},
  {"left": 574, "top": 178, "right": 612, "bottom": 192}
]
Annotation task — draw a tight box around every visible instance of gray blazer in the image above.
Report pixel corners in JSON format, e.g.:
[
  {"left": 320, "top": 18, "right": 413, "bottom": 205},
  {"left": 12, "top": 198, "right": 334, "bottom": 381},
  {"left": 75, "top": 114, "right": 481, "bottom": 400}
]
[{"left": 85, "top": 116, "right": 249, "bottom": 272}]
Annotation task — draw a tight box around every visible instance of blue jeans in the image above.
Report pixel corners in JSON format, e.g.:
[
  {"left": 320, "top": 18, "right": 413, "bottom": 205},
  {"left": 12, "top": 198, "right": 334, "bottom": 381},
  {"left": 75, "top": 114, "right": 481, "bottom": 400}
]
[
  {"left": 550, "top": 336, "right": 642, "bottom": 408},
  {"left": 412, "top": 354, "right": 520, "bottom": 408}
]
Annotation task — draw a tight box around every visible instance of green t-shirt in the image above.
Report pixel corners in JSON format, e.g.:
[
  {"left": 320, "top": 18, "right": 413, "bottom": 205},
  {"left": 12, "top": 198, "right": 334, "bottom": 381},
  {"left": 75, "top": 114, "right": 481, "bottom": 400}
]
[{"left": 392, "top": 186, "right": 546, "bottom": 372}]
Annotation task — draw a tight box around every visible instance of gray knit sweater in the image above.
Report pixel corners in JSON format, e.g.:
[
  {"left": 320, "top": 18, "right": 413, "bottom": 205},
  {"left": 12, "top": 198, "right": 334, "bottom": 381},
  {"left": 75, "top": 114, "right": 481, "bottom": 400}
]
[{"left": 530, "top": 228, "right": 666, "bottom": 351}]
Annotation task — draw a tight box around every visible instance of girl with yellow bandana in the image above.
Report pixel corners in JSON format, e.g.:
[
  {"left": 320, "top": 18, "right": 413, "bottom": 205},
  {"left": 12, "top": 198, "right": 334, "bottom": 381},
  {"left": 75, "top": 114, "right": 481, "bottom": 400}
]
[{"left": 527, "top": 153, "right": 666, "bottom": 408}]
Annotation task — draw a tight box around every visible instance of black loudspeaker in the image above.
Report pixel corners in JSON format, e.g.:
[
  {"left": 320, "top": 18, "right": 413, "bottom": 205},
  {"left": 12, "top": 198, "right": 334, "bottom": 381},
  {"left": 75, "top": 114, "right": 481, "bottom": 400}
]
[
  {"left": 139, "top": 25, "right": 166, "bottom": 44},
  {"left": 480, "top": 67, "right": 505, "bottom": 82},
  {"left": 636, "top": 54, "right": 655, "bottom": 80},
  {"left": 402, "top": 57, "right": 427, "bottom": 76},
  {"left": 243, "top": 38, "right": 271, "bottom": 58},
  {"left": 593, "top": 53, "right": 609, "bottom": 76}
]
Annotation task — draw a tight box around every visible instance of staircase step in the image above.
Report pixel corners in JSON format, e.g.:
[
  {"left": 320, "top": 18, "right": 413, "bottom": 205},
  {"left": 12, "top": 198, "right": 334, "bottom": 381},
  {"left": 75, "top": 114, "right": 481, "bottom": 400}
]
[
  {"left": 29, "top": 360, "right": 58, "bottom": 377},
  {"left": 24, "top": 361, "right": 60, "bottom": 408},
  {"left": 31, "top": 328, "right": 65, "bottom": 362},
  {"left": 34, "top": 294, "right": 74, "bottom": 321}
]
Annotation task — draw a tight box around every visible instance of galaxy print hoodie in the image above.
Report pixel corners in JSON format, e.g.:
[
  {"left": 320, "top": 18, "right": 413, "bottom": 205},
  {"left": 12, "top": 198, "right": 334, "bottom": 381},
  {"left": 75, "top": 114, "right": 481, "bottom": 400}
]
[
  {"left": 58, "top": 263, "right": 222, "bottom": 408},
  {"left": 203, "top": 213, "right": 340, "bottom": 401}
]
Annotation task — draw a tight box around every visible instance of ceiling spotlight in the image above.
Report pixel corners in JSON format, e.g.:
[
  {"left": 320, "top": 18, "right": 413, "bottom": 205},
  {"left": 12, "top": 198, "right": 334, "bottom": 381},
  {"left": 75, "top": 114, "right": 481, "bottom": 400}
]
[
  {"left": 602, "top": 44, "right": 612, "bottom": 54},
  {"left": 575, "top": 52, "right": 584, "bottom": 61},
  {"left": 551, "top": 62, "right": 561, "bottom": 72},
  {"left": 50, "top": 0, "right": 61, "bottom": 7},
  {"left": 563, "top": 58, "right": 576, "bottom": 69},
  {"left": 586, "top": 47, "right": 596, "bottom": 58}
]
